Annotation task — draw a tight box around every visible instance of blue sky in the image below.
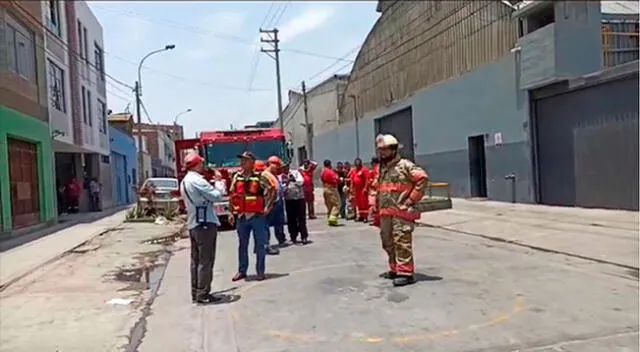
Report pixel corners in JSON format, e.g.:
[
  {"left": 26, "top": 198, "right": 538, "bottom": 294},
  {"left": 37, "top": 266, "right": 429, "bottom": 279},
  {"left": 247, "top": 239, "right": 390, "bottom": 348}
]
[{"left": 88, "top": 1, "right": 379, "bottom": 138}]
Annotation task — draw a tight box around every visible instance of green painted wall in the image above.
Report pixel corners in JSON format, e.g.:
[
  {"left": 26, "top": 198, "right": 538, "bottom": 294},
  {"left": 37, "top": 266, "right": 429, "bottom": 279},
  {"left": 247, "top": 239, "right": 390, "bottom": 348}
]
[{"left": 0, "top": 106, "right": 56, "bottom": 232}]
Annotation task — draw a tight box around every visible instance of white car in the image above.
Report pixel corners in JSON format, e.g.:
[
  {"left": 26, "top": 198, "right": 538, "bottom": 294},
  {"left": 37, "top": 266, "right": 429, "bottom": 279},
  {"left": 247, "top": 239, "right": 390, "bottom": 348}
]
[{"left": 138, "top": 178, "right": 181, "bottom": 210}]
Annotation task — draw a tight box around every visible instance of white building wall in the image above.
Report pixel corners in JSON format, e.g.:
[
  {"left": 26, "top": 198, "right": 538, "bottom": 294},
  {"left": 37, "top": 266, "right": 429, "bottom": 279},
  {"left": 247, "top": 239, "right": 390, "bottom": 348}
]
[
  {"left": 157, "top": 132, "right": 176, "bottom": 173},
  {"left": 281, "top": 77, "right": 345, "bottom": 166},
  {"left": 42, "top": 0, "right": 73, "bottom": 145},
  {"left": 75, "top": 1, "right": 109, "bottom": 155}
]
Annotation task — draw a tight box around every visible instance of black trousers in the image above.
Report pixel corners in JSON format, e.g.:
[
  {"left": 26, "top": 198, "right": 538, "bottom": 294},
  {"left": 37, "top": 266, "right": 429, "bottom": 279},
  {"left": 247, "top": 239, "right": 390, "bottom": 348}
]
[
  {"left": 189, "top": 223, "right": 218, "bottom": 299},
  {"left": 285, "top": 198, "right": 308, "bottom": 241}
]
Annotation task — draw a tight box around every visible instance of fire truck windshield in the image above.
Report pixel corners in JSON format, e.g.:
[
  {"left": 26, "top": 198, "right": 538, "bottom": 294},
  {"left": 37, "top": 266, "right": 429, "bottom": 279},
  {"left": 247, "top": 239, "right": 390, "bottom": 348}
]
[{"left": 205, "top": 140, "right": 284, "bottom": 167}]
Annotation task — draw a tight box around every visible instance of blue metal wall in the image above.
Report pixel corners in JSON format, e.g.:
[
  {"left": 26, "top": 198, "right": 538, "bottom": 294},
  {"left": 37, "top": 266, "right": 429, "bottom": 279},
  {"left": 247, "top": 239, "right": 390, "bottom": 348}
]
[
  {"left": 108, "top": 126, "right": 136, "bottom": 205},
  {"left": 314, "top": 53, "right": 535, "bottom": 202}
]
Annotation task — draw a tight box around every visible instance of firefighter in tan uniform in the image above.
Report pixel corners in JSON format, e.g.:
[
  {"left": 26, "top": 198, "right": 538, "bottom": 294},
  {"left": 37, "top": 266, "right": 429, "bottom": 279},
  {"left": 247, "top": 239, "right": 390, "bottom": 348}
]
[{"left": 374, "top": 134, "right": 428, "bottom": 287}]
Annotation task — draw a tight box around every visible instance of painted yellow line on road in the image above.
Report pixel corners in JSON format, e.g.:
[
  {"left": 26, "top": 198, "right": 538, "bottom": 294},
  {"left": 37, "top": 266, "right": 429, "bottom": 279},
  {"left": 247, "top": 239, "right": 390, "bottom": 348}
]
[{"left": 228, "top": 262, "right": 526, "bottom": 345}]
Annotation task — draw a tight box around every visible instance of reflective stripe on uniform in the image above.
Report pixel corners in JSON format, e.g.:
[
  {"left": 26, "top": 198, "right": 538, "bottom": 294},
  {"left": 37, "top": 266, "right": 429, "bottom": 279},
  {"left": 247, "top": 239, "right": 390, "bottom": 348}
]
[
  {"left": 378, "top": 183, "right": 413, "bottom": 193},
  {"left": 379, "top": 207, "right": 420, "bottom": 221}
]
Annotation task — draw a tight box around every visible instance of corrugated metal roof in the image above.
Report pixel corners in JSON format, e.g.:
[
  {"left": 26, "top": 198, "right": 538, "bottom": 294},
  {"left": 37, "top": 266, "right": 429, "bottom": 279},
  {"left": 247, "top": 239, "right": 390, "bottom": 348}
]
[{"left": 601, "top": 1, "right": 639, "bottom": 14}]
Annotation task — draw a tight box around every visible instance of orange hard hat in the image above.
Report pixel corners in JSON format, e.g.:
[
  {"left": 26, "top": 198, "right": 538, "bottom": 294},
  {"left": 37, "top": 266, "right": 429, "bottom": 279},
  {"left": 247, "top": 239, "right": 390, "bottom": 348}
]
[
  {"left": 267, "top": 156, "right": 282, "bottom": 166},
  {"left": 254, "top": 160, "right": 266, "bottom": 172},
  {"left": 184, "top": 152, "right": 204, "bottom": 169}
]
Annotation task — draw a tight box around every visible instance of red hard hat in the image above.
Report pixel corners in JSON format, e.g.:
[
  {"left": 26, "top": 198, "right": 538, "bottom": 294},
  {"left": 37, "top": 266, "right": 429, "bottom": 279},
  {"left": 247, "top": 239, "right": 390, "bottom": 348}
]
[
  {"left": 254, "top": 160, "right": 266, "bottom": 172},
  {"left": 267, "top": 156, "right": 282, "bottom": 166},
  {"left": 184, "top": 152, "right": 204, "bottom": 169}
]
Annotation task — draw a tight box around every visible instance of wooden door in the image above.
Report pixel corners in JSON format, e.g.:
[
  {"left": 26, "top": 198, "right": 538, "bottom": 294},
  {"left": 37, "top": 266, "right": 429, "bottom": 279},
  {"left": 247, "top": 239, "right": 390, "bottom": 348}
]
[{"left": 8, "top": 139, "right": 40, "bottom": 229}]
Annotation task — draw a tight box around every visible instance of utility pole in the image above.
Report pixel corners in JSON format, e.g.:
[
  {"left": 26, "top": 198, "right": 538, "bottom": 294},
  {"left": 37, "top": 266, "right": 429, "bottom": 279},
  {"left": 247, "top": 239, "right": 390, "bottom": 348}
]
[
  {"left": 135, "top": 81, "right": 144, "bottom": 185},
  {"left": 349, "top": 94, "right": 360, "bottom": 159},
  {"left": 259, "top": 28, "right": 284, "bottom": 134},
  {"left": 301, "top": 81, "right": 313, "bottom": 160}
]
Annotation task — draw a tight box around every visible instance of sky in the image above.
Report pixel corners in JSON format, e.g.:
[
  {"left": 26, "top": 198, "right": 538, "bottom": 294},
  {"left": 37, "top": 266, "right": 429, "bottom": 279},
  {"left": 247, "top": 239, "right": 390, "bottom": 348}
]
[{"left": 88, "top": 1, "right": 380, "bottom": 138}]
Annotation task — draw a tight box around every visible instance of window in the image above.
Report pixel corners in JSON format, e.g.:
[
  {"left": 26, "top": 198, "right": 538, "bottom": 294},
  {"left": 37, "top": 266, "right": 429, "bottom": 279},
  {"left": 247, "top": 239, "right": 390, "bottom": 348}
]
[
  {"left": 81, "top": 86, "right": 87, "bottom": 123},
  {"left": 83, "top": 27, "right": 89, "bottom": 61},
  {"left": 6, "top": 15, "right": 36, "bottom": 81},
  {"left": 97, "top": 99, "right": 107, "bottom": 133},
  {"left": 46, "top": 0, "right": 61, "bottom": 36},
  {"left": 77, "top": 20, "right": 84, "bottom": 59},
  {"left": 94, "top": 43, "right": 105, "bottom": 81},
  {"left": 47, "top": 60, "right": 66, "bottom": 112},
  {"left": 86, "top": 89, "right": 92, "bottom": 126}
]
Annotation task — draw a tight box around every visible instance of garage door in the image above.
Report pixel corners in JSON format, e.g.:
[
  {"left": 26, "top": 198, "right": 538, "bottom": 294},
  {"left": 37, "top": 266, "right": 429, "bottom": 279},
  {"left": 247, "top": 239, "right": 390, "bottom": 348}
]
[
  {"left": 8, "top": 139, "right": 41, "bottom": 229},
  {"left": 374, "top": 107, "right": 415, "bottom": 162},
  {"left": 534, "top": 74, "right": 639, "bottom": 210}
]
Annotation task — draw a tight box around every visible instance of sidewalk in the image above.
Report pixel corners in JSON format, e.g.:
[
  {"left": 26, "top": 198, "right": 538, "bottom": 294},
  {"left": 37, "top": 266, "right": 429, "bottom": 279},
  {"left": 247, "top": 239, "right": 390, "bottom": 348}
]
[
  {"left": 0, "top": 209, "right": 129, "bottom": 290},
  {"left": 312, "top": 188, "right": 638, "bottom": 269},
  {"left": 419, "top": 199, "right": 639, "bottom": 270}
]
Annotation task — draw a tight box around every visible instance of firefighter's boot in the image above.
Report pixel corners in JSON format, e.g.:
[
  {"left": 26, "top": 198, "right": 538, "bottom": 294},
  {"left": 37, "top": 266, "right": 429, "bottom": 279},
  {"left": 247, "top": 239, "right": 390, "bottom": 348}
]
[{"left": 392, "top": 275, "right": 415, "bottom": 287}]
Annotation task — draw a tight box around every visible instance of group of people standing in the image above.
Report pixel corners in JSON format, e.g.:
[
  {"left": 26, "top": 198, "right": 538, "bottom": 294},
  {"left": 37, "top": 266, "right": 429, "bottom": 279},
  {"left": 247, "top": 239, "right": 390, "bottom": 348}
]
[
  {"left": 181, "top": 133, "right": 428, "bottom": 304},
  {"left": 320, "top": 157, "right": 381, "bottom": 227},
  {"left": 180, "top": 151, "right": 317, "bottom": 304}
]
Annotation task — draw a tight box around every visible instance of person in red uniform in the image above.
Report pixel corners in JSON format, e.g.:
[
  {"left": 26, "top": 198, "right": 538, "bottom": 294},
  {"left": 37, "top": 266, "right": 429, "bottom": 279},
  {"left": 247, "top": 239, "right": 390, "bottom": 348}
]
[
  {"left": 66, "top": 178, "right": 81, "bottom": 213},
  {"left": 299, "top": 159, "right": 318, "bottom": 219},
  {"left": 320, "top": 159, "right": 341, "bottom": 226},
  {"left": 349, "top": 158, "right": 370, "bottom": 222},
  {"left": 368, "top": 157, "right": 381, "bottom": 227}
]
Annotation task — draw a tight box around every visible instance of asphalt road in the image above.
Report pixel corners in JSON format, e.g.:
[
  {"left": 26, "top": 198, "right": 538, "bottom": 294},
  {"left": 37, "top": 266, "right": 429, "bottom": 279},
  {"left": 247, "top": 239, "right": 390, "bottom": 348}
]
[{"left": 140, "top": 217, "right": 639, "bottom": 352}]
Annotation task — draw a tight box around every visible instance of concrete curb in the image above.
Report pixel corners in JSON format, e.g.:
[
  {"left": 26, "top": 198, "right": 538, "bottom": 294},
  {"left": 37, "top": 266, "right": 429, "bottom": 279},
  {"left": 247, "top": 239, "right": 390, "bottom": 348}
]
[
  {"left": 417, "top": 222, "right": 639, "bottom": 271},
  {"left": 0, "top": 225, "right": 122, "bottom": 292}
]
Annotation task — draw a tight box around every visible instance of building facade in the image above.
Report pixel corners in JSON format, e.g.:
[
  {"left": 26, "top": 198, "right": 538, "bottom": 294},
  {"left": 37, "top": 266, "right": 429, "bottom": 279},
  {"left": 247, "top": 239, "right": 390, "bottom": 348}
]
[
  {"left": 133, "top": 123, "right": 179, "bottom": 179},
  {"left": 108, "top": 125, "right": 135, "bottom": 206},
  {"left": 0, "top": 2, "right": 57, "bottom": 233},
  {"left": 276, "top": 75, "right": 348, "bottom": 166},
  {"left": 312, "top": 0, "right": 639, "bottom": 210}
]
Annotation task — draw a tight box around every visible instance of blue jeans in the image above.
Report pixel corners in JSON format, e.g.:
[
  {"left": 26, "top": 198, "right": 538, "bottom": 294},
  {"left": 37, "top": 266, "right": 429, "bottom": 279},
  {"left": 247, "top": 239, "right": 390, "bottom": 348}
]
[
  {"left": 266, "top": 201, "right": 286, "bottom": 245},
  {"left": 237, "top": 215, "right": 267, "bottom": 275}
]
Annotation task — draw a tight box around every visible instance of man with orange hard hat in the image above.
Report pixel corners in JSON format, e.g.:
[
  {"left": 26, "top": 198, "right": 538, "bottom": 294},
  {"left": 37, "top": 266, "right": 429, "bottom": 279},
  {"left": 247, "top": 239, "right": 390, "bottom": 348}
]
[{"left": 180, "top": 151, "right": 227, "bottom": 304}]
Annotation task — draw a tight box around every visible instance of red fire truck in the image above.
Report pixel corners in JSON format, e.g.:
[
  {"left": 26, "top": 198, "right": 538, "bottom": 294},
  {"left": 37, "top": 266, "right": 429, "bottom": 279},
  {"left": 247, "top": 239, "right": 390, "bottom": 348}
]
[{"left": 174, "top": 128, "right": 289, "bottom": 226}]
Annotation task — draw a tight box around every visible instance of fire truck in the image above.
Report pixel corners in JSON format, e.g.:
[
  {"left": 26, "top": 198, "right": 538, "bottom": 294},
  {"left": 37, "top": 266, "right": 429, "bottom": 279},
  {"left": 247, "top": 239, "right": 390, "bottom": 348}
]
[{"left": 174, "top": 128, "right": 290, "bottom": 226}]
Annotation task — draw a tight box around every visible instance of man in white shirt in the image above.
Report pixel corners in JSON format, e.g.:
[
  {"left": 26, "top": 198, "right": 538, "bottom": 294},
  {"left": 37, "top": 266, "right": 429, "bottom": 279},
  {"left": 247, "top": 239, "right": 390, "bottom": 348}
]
[{"left": 181, "top": 152, "right": 226, "bottom": 304}]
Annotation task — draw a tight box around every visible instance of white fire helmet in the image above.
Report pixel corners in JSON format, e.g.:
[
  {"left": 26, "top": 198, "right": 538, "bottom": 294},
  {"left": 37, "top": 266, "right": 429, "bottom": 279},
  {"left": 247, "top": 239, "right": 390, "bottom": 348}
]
[{"left": 375, "top": 134, "right": 401, "bottom": 149}]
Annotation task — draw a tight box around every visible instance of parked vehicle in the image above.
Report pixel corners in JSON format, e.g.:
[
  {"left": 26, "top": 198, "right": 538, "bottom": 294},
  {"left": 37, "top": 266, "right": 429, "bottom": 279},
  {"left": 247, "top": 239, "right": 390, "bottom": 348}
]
[{"left": 138, "top": 177, "right": 181, "bottom": 210}]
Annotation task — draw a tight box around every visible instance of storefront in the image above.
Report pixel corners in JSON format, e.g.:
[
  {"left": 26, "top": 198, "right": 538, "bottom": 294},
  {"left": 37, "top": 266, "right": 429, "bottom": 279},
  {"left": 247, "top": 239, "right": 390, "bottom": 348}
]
[{"left": 0, "top": 106, "right": 56, "bottom": 232}]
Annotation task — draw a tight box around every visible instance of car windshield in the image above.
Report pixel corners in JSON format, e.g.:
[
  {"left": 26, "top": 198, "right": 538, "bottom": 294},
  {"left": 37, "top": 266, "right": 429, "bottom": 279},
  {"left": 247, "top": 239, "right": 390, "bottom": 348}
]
[
  {"left": 146, "top": 179, "right": 178, "bottom": 189},
  {"left": 205, "top": 140, "right": 284, "bottom": 167}
]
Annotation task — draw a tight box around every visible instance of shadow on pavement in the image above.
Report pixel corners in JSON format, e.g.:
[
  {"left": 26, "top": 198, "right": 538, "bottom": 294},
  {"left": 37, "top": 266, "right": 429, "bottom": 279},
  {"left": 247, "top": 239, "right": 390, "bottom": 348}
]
[
  {"left": 208, "top": 294, "right": 242, "bottom": 305},
  {"left": 246, "top": 273, "right": 289, "bottom": 282},
  {"left": 414, "top": 273, "right": 443, "bottom": 282}
]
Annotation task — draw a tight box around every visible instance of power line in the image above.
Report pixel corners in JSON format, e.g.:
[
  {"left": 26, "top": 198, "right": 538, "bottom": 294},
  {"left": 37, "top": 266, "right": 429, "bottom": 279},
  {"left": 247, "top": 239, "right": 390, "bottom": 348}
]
[
  {"left": 12, "top": 3, "right": 134, "bottom": 90},
  {"left": 104, "top": 52, "right": 272, "bottom": 92},
  {"left": 139, "top": 99, "right": 153, "bottom": 124},
  {"left": 272, "top": 2, "right": 291, "bottom": 28},
  {"left": 91, "top": 4, "right": 354, "bottom": 63}
]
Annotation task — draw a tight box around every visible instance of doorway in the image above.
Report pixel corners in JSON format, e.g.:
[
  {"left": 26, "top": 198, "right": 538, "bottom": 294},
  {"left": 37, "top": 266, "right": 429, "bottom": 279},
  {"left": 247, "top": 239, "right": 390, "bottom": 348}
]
[
  {"left": 8, "top": 138, "right": 41, "bottom": 229},
  {"left": 374, "top": 108, "right": 414, "bottom": 162},
  {"left": 468, "top": 135, "right": 487, "bottom": 198}
]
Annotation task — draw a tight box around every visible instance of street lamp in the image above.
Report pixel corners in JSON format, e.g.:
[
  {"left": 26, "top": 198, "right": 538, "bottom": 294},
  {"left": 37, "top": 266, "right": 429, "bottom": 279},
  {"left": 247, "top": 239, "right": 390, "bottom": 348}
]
[
  {"left": 173, "top": 108, "right": 192, "bottom": 125},
  {"left": 136, "top": 44, "right": 175, "bottom": 185}
]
